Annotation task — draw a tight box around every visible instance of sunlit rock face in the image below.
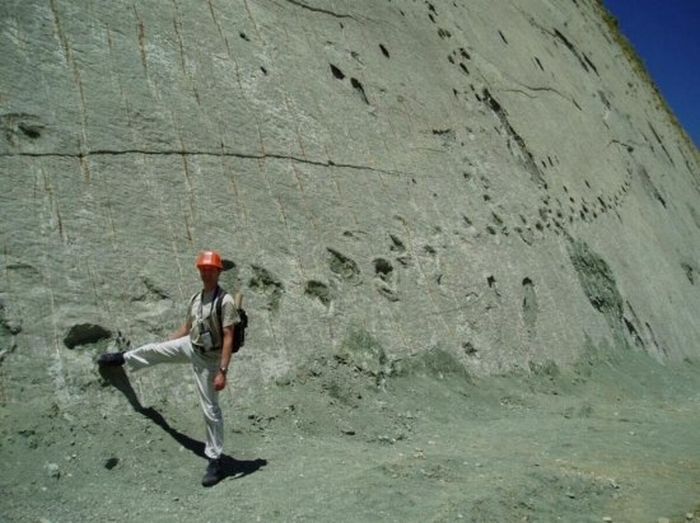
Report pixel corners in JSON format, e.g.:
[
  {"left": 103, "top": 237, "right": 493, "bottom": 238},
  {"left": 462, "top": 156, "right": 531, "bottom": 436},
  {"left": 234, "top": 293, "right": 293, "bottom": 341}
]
[{"left": 1, "top": 0, "right": 698, "bottom": 395}]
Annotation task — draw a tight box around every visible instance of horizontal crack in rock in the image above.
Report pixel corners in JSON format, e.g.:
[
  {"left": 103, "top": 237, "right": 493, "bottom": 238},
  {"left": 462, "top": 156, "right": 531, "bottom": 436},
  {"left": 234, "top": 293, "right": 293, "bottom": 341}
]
[
  {"left": 282, "top": 0, "right": 354, "bottom": 19},
  {"left": 502, "top": 82, "right": 581, "bottom": 111},
  {"left": 1, "top": 149, "right": 407, "bottom": 176}
]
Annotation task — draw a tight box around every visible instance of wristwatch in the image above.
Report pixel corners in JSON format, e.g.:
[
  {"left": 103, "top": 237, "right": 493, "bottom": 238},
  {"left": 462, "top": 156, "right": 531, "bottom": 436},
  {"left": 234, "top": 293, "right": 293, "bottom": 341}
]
[{"left": 219, "top": 367, "right": 228, "bottom": 374}]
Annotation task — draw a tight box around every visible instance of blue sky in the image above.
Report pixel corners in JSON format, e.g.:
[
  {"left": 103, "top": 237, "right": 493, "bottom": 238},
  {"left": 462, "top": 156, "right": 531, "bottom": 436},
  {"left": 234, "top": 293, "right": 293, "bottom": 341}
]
[{"left": 603, "top": 0, "right": 699, "bottom": 147}]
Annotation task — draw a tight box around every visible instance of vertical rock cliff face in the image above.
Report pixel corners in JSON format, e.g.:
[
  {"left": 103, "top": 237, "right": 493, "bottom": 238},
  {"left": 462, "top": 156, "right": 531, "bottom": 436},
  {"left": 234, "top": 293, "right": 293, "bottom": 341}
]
[{"left": 1, "top": 0, "right": 698, "bottom": 395}]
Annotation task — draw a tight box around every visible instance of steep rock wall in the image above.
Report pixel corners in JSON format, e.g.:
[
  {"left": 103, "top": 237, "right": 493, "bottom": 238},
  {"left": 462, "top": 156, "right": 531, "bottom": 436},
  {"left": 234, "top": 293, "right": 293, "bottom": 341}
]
[{"left": 1, "top": 0, "right": 699, "bottom": 401}]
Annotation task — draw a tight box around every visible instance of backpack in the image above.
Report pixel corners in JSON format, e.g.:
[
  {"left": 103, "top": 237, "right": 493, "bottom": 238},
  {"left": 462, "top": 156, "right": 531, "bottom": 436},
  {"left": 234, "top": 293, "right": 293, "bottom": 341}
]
[{"left": 215, "top": 290, "right": 248, "bottom": 352}]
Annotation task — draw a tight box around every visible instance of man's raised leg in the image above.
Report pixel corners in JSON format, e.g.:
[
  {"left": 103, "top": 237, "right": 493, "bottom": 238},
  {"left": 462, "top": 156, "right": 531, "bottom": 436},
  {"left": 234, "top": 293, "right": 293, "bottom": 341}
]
[{"left": 98, "top": 336, "right": 193, "bottom": 370}]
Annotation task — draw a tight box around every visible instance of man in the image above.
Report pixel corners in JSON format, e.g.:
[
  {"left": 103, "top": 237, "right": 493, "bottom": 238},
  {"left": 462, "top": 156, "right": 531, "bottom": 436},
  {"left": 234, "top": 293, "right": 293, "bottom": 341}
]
[{"left": 98, "top": 250, "right": 240, "bottom": 487}]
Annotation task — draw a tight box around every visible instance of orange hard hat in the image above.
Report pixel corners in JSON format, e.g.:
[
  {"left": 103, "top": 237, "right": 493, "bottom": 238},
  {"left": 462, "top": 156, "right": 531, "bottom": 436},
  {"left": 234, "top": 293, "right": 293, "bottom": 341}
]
[{"left": 195, "top": 250, "right": 223, "bottom": 270}]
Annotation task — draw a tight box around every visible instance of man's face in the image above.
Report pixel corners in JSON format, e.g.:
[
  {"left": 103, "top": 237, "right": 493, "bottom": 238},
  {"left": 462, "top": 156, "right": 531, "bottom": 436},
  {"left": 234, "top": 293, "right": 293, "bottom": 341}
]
[{"left": 198, "top": 266, "right": 221, "bottom": 287}]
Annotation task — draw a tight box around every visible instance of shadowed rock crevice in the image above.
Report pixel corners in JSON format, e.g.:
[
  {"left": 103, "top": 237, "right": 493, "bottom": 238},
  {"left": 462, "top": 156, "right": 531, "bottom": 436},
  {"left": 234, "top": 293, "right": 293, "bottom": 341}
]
[
  {"left": 681, "top": 262, "right": 696, "bottom": 285},
  {"left": 328, "top": 248, "right": 361, "bottom": 284},
  {"left": 553, "top": 28, "right": 598, "bottom": 75},
  {"left": 637, "top": 165, "right": 667, "bottom": 208},
  {"left": 647, "top": 121, "right": 675, "bottom": 166},
  {"left": 623, "top": 302, "right": 646, "bottom": 350},
  {"left": 481, "top": 88, "right": 547, "bottom": 190},
  {"left": 1, "top": 113, "right": 45, "bottom": 144},
  {"left": 389, "top": 234, "right": 406, "bottom": 254},
  {"left": 249, "top": 265, "right": 284, "bottom": 312},
  {"left": 329, "top": 64, "right": 345, "bottom": 80},
  {"left": 304, "top": 280, "right": 333, "bottom": 307},
  {"left": 645, "top": 321, "right": 667, "bottom": 356},
  {"left": 373, "top": 258, "right": 393, "bottom": 283},
  {"left": 64, "top": 323, "right": 112, "bottom": 349},
  {"left": 350, "top": 78, "right": 370, "bottom": 105},
  {"left": 373, "top": 257, "right": 397, "bottom": 301},
  {"left": 567, "top": 239, "right": 622, "bottom": 321},
  {"left": 522, "top": 277, "right": 538, "bottom": 338}
]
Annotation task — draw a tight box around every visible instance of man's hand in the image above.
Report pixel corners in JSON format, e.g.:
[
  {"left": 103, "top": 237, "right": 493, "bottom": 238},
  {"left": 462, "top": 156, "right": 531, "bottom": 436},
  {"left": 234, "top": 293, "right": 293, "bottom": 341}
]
[
  {"left": 215, "top": 326, "right": 234, "bottom": 393},
  {"left": 214, "top": 370, "right": 227, "bottom": 391}
]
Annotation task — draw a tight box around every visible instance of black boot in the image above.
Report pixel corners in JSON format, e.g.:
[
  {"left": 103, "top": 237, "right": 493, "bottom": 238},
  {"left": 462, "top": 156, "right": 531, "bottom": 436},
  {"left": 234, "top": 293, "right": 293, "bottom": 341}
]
[
  {"left": 202, "top": 457, "right": 223, "bottom": 487},
  {"left": 97, "top": 351, "right": 125, "bottom": 367}
]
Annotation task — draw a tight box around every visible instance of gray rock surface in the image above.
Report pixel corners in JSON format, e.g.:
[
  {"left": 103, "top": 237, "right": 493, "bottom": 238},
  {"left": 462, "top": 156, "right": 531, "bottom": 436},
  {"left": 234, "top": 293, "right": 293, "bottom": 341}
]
[
  {"left": 0, "top": 2, "right": 699, "bottom": 518},
  {"left": 2, "top": 0, "right": 697, "bottom": 387}
]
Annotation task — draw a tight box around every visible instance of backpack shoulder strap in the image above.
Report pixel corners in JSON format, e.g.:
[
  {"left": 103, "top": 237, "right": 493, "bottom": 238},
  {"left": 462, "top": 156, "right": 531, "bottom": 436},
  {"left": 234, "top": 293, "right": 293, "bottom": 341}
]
[
  {"left": 215, "top": 289, "right": 228, "bottom": 334},
  {"left": 187, "top": 292, "right": 199, "bottom": 319}
]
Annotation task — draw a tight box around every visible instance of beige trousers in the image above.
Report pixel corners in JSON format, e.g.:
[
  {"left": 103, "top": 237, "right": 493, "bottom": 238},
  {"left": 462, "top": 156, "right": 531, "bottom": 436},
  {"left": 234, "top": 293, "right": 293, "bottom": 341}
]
[{"left": 124, "top": 336, "right": 224, "bottom": 460}]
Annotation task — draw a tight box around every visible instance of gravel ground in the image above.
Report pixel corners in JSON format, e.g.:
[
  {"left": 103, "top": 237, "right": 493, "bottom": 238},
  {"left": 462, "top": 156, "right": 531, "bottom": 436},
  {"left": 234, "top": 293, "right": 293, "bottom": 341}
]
[{"left": 1, "top": 346, "right": 698, "bottom": 522}]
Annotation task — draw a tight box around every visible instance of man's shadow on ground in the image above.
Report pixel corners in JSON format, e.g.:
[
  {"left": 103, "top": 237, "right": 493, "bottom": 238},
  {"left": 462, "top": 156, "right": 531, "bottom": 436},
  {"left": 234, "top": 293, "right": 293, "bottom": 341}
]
[{"left": 99, "top": 366, "right": 267, "bottom": 484}]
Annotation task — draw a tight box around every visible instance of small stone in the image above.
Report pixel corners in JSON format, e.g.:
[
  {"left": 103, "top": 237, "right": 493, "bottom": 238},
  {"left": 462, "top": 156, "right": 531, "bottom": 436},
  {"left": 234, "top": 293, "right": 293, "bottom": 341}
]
[
  {"left": 686, "top": 513, "right": 694, "bottom": 521},
  {"left": 658, "top": 518, "right": 670, "bottom": 523},
  {"left": 602, "top": 517, "right": 613, "bottom": 523},
  {"left": 47, "top": 463, "right": 60, "bottom": 479},
  {"left": 6, "top": 318, "right": 22, "bottom": 334}
]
